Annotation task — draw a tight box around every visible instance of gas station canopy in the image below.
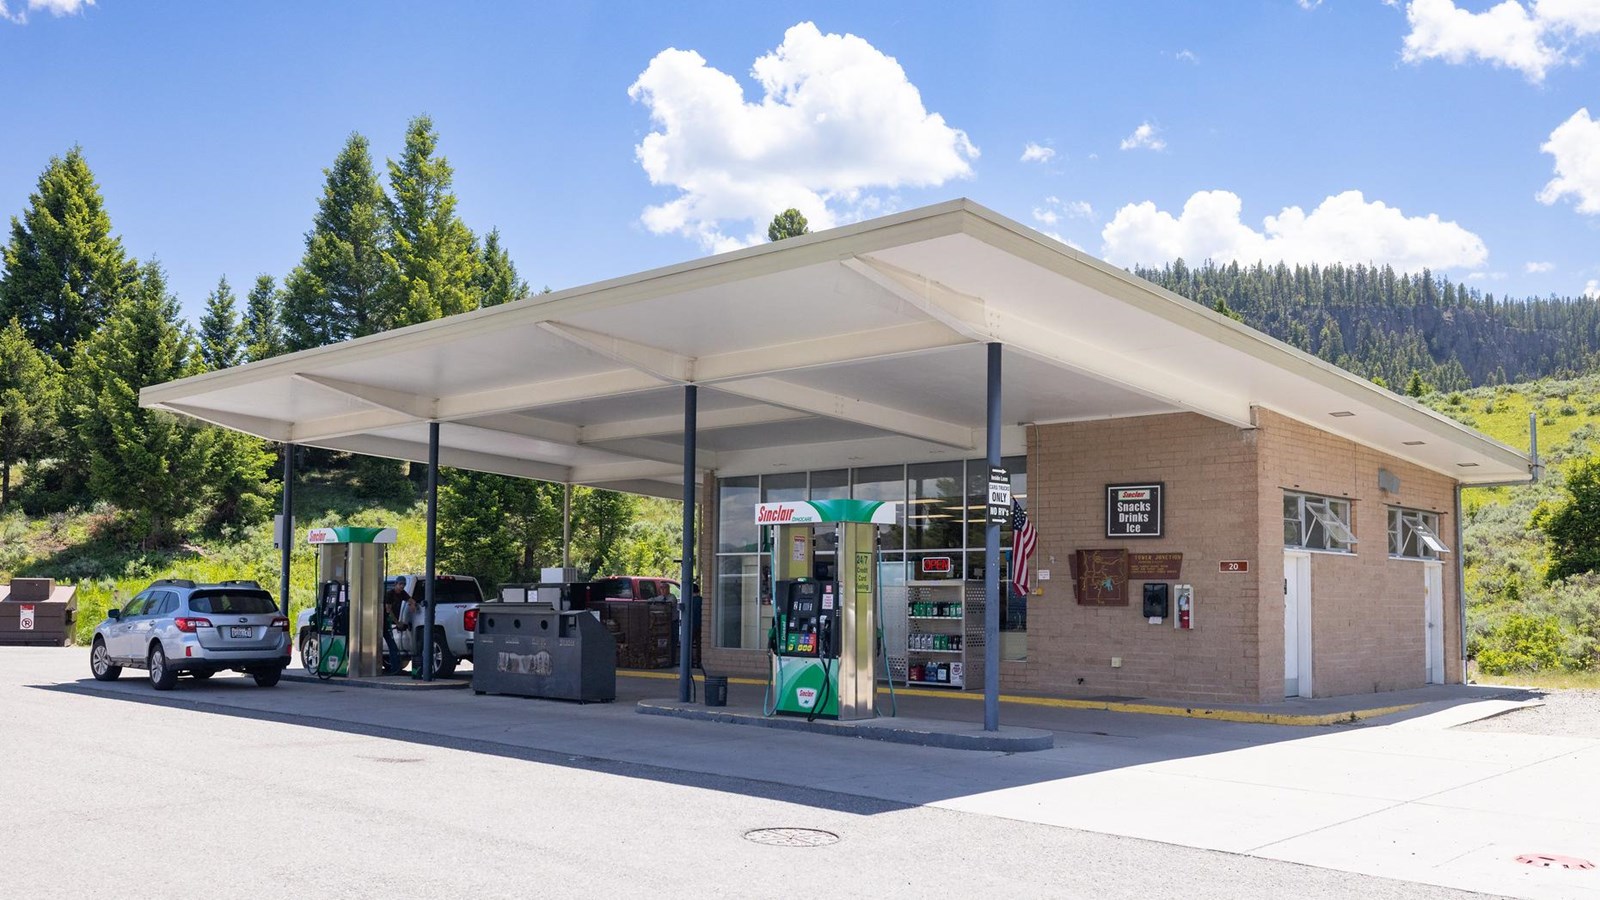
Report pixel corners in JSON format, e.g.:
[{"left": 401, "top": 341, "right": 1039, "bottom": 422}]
[{"left": 140, "top": 199, "right": 1531, "bottom": 495}]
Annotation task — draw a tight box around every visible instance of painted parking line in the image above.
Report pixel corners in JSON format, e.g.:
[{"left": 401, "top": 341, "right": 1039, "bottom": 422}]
[{"left": 615, "top": 669, "right": 1417, "bottom": 726}]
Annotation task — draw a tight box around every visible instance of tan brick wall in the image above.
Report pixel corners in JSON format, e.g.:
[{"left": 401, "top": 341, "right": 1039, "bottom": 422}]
[
  {"left": 1254, "top": 408, "right": 1461, "bottom": 698},
  {"left": 1008, "top": 413, "right": 1264, "bottom": 703}
]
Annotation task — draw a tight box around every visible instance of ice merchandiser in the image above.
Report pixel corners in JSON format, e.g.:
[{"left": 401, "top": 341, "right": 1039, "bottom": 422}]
[
  {"left": 308, "top": 525, "right": 396, "bottom": 678},
  {"left": 759, "top": 499, "right": 898, "bottom": 721}
]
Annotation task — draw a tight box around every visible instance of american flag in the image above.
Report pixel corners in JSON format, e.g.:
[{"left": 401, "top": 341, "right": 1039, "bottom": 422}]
[{"left": 1011, "top": 498, "right": 1037, "bottom": 596}]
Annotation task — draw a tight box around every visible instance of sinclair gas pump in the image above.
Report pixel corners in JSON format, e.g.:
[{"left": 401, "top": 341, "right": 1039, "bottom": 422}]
[
  {"left": 760, "top": 499, "right": 898, "bottom": 721},
  {"left": 308, "top": 526, "right": 396, "bottom": 679}
]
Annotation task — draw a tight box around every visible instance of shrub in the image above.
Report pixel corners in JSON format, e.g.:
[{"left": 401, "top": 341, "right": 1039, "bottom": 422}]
[{"left": 1475, "top": 613, "right": 1568, "bottom": 674}]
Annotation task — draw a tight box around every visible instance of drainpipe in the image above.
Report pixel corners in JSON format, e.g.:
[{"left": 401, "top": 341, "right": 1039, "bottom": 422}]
[{"left": 1457, "top": 411, "right": 1541, "bottom": 683}]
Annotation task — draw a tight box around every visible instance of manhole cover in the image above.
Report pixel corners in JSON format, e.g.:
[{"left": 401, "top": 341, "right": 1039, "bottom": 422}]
[
  {"left": 1516, "top": 854, "right": 1595, "bottom": 870},
  {"left": 744, "top": 828, "right": 840, "bottom": 847}
]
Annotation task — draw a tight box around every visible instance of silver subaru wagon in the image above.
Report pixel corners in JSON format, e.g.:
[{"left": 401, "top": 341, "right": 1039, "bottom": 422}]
[{"left": 89, "top": 579, "right": 291, "bottom": 690}]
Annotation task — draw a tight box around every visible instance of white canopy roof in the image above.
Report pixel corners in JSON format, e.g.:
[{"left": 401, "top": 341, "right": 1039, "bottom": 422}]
[{"left": 141, "top": 199, "right": 1532, "bottom": 497}]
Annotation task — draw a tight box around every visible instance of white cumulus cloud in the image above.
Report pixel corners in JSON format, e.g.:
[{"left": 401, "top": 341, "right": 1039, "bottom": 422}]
[
  {"left": 2, "top": 0, "right": 92, "bottom": 23},
  {"left": 1538, "top": 108, "right": 1600, "bottom": 214},
  {"left": 1100, "top": 189, "right": 1489, "bottom": 271},
  {"left": 1119, "top": 122, "right": 1166, "bottom": 151},
  {"left": 1175, "top": 49, "right": 1199, "bottom": 64},
  {"left": 1525, "top": 260, "right": 1555, "bottom": 272},
  {"left": 1020, "top": 142, "right": 1056, "bottom": 163},
  {"left": 1586, "top": 279, "right": 1600, "bottom": 298},
  {"left": 1400, "top": 0, "right": 1600, "bottom": 83},
  {"left": 627, "top": 22, "right": 978, "bottom": 253}
]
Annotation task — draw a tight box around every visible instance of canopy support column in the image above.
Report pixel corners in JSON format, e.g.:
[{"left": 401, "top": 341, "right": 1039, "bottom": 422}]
[
  {"left": 984, "top": 342, "right": 1001, "bottom": 732},
  {"left": 422, "top": 421, "right": 439, "bottom": 682},
  {"left": 278, "top": 444, "right": 294, "bottom": 617},
  {"left": 562, "top": 484, "right": 572, "bottom": 569},
  {"left": 679, "top": 385, "right": 697, "bottom": 703}
]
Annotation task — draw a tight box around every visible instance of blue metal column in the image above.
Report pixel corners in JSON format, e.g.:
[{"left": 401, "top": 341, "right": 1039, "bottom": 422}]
[
  {"left": 984, "top": 342, "right": 1001, "bottom": 732},
  {"left": 278, "top": 444, "right": 294, "bottom": 617},
  {"left": 679, "top": 385, "right": 697, "bottom": 702},
  {"left": 422, "top": 422, "right": 439, "bottom": 681}
]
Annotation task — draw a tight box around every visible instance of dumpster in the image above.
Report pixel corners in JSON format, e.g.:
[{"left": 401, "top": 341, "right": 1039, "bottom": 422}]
[
  {"left": 472, "top": 602, "right": 616, "bottom": 702},
  {"left": 0, "top": 578, "right": 78, "bottom": 647}
]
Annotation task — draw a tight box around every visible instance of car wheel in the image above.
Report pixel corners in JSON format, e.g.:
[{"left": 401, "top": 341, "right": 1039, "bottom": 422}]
[
  {"left": 252, "top": 668, "right": 282, "bottom": 688},
  {"left": 300, "top": 635, "right": 320, "bottom": 675},
  {"left": 431, "top": 629, "right": 457, "bottom": 677},
  {"left": 148, "top": 644, "right": 178, "bottom": 691},
  {"left": 190, "top": 670, "right": 214, "bottom": 680},
  {"left": 90, "top": 638, "right": 121, "bottom": 681}
]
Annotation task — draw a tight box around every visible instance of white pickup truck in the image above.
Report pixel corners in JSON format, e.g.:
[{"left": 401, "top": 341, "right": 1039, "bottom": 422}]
[{"left": 296, "top": 573, "right": 483, "bottom": 676}]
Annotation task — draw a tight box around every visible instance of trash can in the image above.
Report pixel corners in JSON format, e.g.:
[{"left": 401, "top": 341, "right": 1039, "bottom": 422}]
[
  {"left": 0, "top": 579, "right": 77, "bottom": 647},
  {"left": 703, "top": 675, "right": 728, "bottom": 707},
  {"left": 472, "top": 603, "right": 616, "bottom": 702}
]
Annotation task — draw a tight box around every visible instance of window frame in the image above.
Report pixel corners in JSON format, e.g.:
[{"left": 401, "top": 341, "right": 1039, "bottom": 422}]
[
  {"left": 1387, "top": 507, "right": 1449, "bottom": 560},
  {"left": 1283, "top": 491, "right": 1357, "bottom": 554}
]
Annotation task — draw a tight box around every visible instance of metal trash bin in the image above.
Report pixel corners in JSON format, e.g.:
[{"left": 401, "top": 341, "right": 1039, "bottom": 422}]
[
  {"left": 703, "top": 675, "right": 728, "bottom": 707},
  {"left": 1, "top": 579, "right": 78, "bottom": 647},
  {"left": 472, "top": 603, "right": 616, "bottom": 702}
]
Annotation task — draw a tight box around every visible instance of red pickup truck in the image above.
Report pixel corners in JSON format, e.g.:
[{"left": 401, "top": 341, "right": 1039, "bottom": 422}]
[{"left": 588, "top": 576, "right": 679, "bottom": 602}]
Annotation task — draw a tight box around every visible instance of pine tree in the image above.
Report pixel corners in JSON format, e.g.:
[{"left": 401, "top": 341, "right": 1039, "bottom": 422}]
[
  {"left": 474, "top": 228, "right": 529, "bottom": 308},
  {"left": 0, "top": 318, "right": 60, "bottom": 507},
  {"left": 383, "top": 115, "right": 479, "bottom": 326},
  {"left": 242, "top": 274, "right": 285, "bottom": 362},
  {"left": 282, "top": 134, "right": 392, "bottom": 350},
  {"left": 198, "top": 276, "right": 244, "bottom": 370},
  {"left": 768, "top": 208, "right": 810, "bottom": 241},
  {"left": 0, "top": 147, "right": 134, "bottom": 361},
  {"left": 1405, "top": 370, "right": 1429, "bottom": 397},
  {"left": 65, "top": 262, "right": 210, "bottom": 546}
]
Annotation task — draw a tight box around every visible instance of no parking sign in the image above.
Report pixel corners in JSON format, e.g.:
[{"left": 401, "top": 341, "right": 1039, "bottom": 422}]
[{"left": 19, "top": 604, "right": 35, "bottom": 630}]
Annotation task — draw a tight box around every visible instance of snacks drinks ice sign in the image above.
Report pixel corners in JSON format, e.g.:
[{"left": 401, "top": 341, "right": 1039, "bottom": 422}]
[{"left": 1106, "top": 483, "right": 1163, "bottom": 538}]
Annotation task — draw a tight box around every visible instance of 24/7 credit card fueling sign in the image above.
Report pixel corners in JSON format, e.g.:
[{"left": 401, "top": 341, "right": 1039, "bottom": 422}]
[{"left": 754, "top": 499, "right": 899, "bottom": 525}]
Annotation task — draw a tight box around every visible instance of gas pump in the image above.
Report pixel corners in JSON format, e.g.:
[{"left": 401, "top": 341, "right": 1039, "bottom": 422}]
[
  {"left": 308, "top": 526, "right": 396, "bottom": 679},
  {"left": 758, "top": 499, "right": 898, "bottom": 721}
]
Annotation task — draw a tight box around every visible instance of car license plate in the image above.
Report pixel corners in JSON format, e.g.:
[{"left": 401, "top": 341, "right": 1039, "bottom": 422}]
[{"left": 229, "top": 626, "right": 253, "bottom": 638}]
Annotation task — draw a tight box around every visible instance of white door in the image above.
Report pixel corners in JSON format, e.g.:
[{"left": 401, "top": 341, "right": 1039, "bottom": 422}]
[
  {"left": 1424, "top": 561, "right": 1445, "bottom": 684},
  {"left": 1284, "top": 552, "right": 1312, "bottom": 697}
]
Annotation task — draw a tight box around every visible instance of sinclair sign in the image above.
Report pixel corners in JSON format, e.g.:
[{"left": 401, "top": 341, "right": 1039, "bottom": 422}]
[
  {"left": 754, "top": 499, "right": 899, "bottom": 526},
  {"left": 1106, "top": 483, "right": 1164, "bottom": 538}
]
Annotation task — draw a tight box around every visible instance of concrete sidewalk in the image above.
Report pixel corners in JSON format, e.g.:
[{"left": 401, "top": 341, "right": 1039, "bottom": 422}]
[{"left": 17, "top": 648, "right": 1597, "bottom": 899}]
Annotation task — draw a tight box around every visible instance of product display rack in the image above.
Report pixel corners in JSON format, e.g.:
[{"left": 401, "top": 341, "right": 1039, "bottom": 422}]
[{"left": 903, "top": 580, "right": 984, "bottom": 689}]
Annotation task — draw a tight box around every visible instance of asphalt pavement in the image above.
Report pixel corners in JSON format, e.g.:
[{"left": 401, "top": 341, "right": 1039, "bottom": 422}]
[{"left": 3, "top": 647, "right": 1590, "bottom": 898}]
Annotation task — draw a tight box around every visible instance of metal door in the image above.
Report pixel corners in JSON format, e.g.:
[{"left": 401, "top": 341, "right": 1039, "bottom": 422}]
[
  {"left": 1284, "top": 552, "right": 1312, "bottom": 697},
  {"left": 1424, "top": 561, "right": 1445, "bottom": 684}
]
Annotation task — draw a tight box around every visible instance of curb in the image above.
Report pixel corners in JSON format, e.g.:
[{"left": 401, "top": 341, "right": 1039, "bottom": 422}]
[
  {"left": 637, "top": 698, "right": 1055, "bottom": 752},
  {"left": 618, "top": 670, "right": 1419, "bottom": 727}
]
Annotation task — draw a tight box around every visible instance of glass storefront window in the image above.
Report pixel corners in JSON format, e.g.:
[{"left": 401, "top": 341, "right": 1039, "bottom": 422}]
[
  {"left": 907, "top": 550, "right": 964, "bottom": 581},
  {"left": 715, "top": 555, "right": 768, "bottom": 650},
  {"left": 852, "top": 464, "right": 905, "bottom": 551},
  {"left": 761, "top": 472, "right": 807, "bottom": 503},
  {"left": 907, "top": 461, "right": 965, "bottom": 551},
  {"left": 718, "top": 476, "right": 758, "bottom": 554},
  {"left": 810, "top": 469, "right": 849, "bottom": 500}
]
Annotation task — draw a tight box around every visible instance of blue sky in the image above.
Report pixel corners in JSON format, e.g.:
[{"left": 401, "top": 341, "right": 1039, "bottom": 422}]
[{"left": 2, "top": 0, "right": 1598, "bottom": 325}]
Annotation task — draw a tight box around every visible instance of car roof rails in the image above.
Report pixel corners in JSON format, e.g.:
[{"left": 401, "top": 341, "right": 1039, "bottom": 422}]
[
  {"left": 216, "top": 579, "right": 262, "bottom": 588},
  {"left": 151, "top": 578, "right": 197, "bottom": 589}
]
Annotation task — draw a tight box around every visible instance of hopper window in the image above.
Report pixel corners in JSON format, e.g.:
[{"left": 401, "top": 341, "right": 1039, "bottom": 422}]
[
  {"left": 1284, "top": 492, "right": 1356, "bottom": 553},
  {"left": 1389, "top": 508, "right": 1449, "bottom": 560}
]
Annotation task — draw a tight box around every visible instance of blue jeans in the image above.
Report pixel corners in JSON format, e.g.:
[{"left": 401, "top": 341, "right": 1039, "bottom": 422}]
[{"left": 382, "top": 626, "right": 403, "bottom": 674}]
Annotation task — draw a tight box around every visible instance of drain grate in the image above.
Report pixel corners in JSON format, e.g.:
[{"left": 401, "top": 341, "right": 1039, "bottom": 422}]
[
  {"left": 744, "top": 828, "right": 840, "bottom": 847},
  {"left": 1516, "top": 854, "right": 1594, "bottom": 870}
]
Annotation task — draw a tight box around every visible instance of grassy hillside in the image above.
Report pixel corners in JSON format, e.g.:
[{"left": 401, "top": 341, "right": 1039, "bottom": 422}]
[{"left": 1423, "top": 375, "right": 1600, "bottom": 673}]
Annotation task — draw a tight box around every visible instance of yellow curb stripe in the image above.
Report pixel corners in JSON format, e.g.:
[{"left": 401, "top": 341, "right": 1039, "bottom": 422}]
[{"left": 615, "top": 670, "right": 1418, "bottom": 726}]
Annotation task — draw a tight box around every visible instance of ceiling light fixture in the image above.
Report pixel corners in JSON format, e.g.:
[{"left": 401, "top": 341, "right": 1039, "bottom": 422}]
[{"left": 1329, "top": 411, "right": 1355, "bottom": 418}]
